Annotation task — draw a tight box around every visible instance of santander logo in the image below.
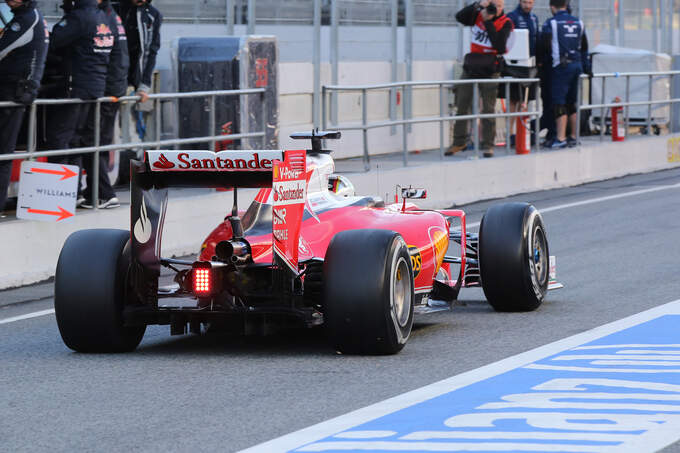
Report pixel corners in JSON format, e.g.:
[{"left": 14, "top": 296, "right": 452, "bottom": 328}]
[
  {"left": 147, "top": 150, "right": 283, "bottom": 172},
  {"left": 153, "top": 154, "right": 175, "bottom": 169}
]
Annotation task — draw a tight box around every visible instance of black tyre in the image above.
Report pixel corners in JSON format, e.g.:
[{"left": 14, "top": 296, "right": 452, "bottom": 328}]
[
  {"left": 479, "top": 203, "right": 549, "bottom": 312},
  {"left": 324, "top": 229, "right": 414, "bottom": 355},
  {"left": 55, "top": 229, "right": 146, "bottom": 352}
]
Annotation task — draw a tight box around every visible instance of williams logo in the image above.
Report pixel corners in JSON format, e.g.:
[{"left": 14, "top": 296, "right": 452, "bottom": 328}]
[{"left": 134, "top": 196, "right": 152, "bottom": 244}]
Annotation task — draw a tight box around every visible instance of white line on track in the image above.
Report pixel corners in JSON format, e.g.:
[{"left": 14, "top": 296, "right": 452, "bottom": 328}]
[
  {"left": 0, "top": 309, "right": 55, "bottom": 325},
  {"left": 2, "top": 180, "right": 680, "bottom": 327}
]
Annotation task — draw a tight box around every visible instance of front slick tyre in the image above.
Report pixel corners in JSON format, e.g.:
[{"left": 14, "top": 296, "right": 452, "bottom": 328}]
[
  {"left": 479, "top": 203, "right": 549, "bottom": 312},
  {"left": 55, "top": 229, "right": 145, "bottom": 352},
  {"left": 324, "top": 229, "right": 414, "bottom": 355}
]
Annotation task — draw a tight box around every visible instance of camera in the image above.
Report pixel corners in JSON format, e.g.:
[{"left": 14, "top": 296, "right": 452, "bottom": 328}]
[{"left": 485, "top": 3, "right": 497, "bottom": 16}]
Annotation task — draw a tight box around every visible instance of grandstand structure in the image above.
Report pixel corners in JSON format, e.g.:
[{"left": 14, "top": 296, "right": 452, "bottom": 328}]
[{"left": 37, "top": 0, "right": 675, "bottom": 55}]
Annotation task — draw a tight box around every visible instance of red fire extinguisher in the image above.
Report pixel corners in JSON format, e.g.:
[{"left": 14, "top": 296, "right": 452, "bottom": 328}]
[
  {"left": 611, "top": 97, "right": 625, "bottom": 142},
  {"left": 515, "top": 88, "right": 531, "bottom": 154},
  {"left": 215, "top": 121, "right": 234, "bottom": 151}
]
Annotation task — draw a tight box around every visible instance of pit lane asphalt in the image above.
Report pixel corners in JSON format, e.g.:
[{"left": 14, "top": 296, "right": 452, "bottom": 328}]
[{"left": 2, "top": 168, "right": 680, "bottom": 453}]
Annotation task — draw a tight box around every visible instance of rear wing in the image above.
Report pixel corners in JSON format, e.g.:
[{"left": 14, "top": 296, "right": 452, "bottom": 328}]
[
  {"left": 139, "top": 150, "right": 284, "bottom": 189},
  {"left": 130, "top": 131, "right": 338, "bottom": 283},
  {"left": 129, "top": 148, "right": 306, "bottom": 280}
]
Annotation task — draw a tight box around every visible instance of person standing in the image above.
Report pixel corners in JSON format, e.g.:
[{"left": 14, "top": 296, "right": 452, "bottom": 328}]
[
  {"left": 116, "top": 0, "right": 162, "bottom": 103},
  {"left": 45, "top": 0, "right": 113, "bottom": 193},
  {"left": 506, "top": 0, "right": 539, "bottom": 146},
  {"left": 0, "top": 0, "right": 48, "bottom": 214},
  {"left": 539, "top": 0, "right": 589, "bottom": 149},
  {"left": 78, "top": 0, "right": 128, "bottom": 209},
  {"left": 449, "top": 0, "right": 513, "bottom": 158}
]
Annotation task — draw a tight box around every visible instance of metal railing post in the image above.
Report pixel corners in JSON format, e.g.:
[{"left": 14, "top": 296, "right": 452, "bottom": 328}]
[
  {"left": 226, "top": 0, "right": 234, "bottom": 34},
  {"left": 261, "top": 90, "right": 267, "bottom": 148},
  {"left": 534, "top": 81, "right": 541, "bottom": 152},
  {"left": 472, "top": 81, "right": 479, "bottom": 158},
  {"left": 362, "top": 88, "right": 370, "bottom": 171},
  {"left": 402, "top": 83, "right": 408, "bottom": 166},
  {"left": 505, "top": 81, "right": 511, "bottom": 153},
  {"left": 330, "top": 0, "right": 338, "bottom": 127},
  {"left": 405, "top": 0, "right": 413, "bottom": 133},
  {"left": 390, "top": 0, "right": 398, "bottom": 135},
  {"left": 625, "top": 75, "right": 630, "bottom": 135},
  {"left": 27, "top": 103, "right": 37, "bottom": 157},
  {"left": 647, "top": 74, "right": 653, "bottom": 134},
  {"left": 154, "top": 97, "right": 161, "bottom": 150},
  {"left": 312, "top": 0, "right": 321, "bottom": 129},
  {"left": 322, "top": 86, "right": 327, "bottom": 131},
  {"left": 93, "top": 100, "right": 101, "bottom": 210},
  {"left": 247, "top": 0, "right": 255, "bottom": 34},
  {"left": 576, "top": 77, "right": 582, "bottom": 148},
  {"left": 439, "top": 83, "right": 445, "bottom": 159},
  {"left": 209, "top": 95, "right": 216, "bottom": 151},
  {"left": 600, "top": 77, "right": 606, "bottom": 142}
]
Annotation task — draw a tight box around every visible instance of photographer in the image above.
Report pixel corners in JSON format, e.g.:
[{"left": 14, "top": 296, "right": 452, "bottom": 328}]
[
  {"left": 449, "top": 0, "right": 513, "bottom": 158},
  {"left": 0, "top": 0, "right": 48, "bottom": 213}
]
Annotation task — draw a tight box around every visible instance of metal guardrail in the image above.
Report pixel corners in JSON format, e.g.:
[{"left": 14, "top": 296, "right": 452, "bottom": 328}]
[
  {"left": 0, "top": 87, "right": 267, "bottom": 210},
  {"left": 322, "top": 78, "right": 541, "bottom": 171},
  {"left": 576, "top": 70, "right": 680, "bottom": 144}
]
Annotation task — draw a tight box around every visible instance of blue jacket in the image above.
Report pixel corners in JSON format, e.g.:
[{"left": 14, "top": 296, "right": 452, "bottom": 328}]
[
  {"left": 49, "top": 0, "right": 113, "bottom": 100},
  {"left": 506, "top": 5, "right": 538, "bottom": 57},
  {"left": 0, "top": 1, "right": 48, "bottom": 100},
  {"left": 540, "top": 9, "right": 589, "bottom": 71}
]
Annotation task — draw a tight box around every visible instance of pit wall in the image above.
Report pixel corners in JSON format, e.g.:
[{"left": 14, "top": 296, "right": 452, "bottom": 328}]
[{"left": 2, "top": 135, "right": 679, "bottom": 290}]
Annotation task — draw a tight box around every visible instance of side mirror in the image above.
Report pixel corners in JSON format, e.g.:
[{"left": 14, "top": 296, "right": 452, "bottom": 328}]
[{"left": 401, "top": 187, "right": 427, "bottom": 199}]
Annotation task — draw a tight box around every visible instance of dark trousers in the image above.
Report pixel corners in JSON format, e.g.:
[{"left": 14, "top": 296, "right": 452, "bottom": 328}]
[
  {"left": 45, "top": 103, "right": 91, "bottom": 183},
  {"left": 453, "top": 71, "right": 499, "bottom": 150},
  {"left": 0, "top": 86, "right": 25, "bottom": 211},
  {"left": 79, "top": 102, "right": 118, "bottom": 201}
]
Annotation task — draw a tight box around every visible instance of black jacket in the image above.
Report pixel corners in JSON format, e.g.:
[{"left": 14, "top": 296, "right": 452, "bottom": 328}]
[
  {"left": 49, "top": 0, "right": 113, "bottom": 99},
  {"left": 116, "top": 0, "right": 162, "bottom": 92},
  {"left": 102, "top": 2, "right": 129, "bottom": 97},
  {"left": 0, "top": 1, "right": 48, "bottom": 101}
]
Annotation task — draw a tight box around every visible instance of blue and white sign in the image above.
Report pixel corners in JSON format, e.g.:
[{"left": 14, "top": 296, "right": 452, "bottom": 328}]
[{"left": 243, "top": 299, "right": 680, "bottom": 453}]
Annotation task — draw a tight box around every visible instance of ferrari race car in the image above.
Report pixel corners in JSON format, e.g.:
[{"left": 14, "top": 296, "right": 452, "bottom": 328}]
[{"left": 54, "top": 131, "right": 552, "bottom": 354}]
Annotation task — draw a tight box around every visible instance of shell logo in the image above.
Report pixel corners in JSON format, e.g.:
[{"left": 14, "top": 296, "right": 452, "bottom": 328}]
[{"left": 429, "top": 227, "right": 448, "bottom": 272}]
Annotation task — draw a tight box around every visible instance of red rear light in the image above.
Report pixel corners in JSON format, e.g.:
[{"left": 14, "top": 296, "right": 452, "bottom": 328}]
[{"left": 193, "top": 264, "right": 212, "bottom": 296}]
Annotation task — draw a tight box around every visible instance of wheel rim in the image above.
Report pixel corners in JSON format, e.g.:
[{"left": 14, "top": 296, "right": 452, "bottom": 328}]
[
  {"left": 531, "top": 225, "right": 548, "bottom": 285},
  {"left": 392, "top": 257, "right": 411, "bottom": 327}
]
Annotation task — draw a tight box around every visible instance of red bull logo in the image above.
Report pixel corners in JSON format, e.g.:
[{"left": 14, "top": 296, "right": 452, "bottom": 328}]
[{"left": 96, "top": 24, "right": 112, "bottom": 35}]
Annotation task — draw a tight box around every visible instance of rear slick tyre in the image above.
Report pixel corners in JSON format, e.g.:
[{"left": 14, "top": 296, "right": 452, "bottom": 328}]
[
  {"left": 479, "top": 203, "right": 549, "bottom": 312},
  {"left": 324, "top": 229, "right": 414, "bottom": 355},
  {"left": 55, "top": 229, "right": 145, "bottom": 352}
]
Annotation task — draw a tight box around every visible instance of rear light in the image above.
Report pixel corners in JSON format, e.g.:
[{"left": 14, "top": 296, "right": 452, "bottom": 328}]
[{"left": 192, "top": 263, "right": 213, "bottom": 296}]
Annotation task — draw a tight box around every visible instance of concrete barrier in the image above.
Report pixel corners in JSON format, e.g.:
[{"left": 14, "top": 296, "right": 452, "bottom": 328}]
[{"left": 1, "top": 135, "right": 678, "bottom": 290}]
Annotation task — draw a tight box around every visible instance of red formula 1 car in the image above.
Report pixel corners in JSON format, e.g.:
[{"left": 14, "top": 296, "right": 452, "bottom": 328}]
[{"left": 54, "top": 131, "right": 552, "bottom": 354}]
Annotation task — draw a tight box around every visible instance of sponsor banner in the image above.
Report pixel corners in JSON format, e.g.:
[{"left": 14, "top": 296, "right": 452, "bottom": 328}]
[
  {"left": 17, "top": 161, "right": 79, "bottom": 222},
  {"left": 242, "top": 300, "right": 680, "bottom": 453},
  {"left": 147, "top": 150, "right": 283, "bottom": 172},
  {"left": 272, "top": 150, "right": 307, "bottom": 273}
]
